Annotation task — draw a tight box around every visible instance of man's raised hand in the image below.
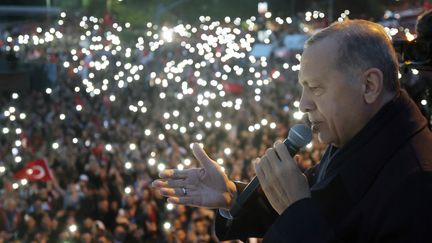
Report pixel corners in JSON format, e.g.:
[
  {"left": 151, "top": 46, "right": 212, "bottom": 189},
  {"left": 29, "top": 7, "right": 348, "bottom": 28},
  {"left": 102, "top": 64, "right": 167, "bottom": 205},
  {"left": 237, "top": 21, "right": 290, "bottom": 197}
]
[{"left": 152, "top": 143, "right": 237, "bottom": 210}]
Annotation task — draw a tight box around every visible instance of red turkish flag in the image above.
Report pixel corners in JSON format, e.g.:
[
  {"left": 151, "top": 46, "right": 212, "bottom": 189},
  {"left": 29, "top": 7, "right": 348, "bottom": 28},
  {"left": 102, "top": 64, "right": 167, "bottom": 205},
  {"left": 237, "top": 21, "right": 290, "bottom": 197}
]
[
  {"left": 222, "top": 82, "right": 243, "bottom": 94},
  {"left": 13, "top": 159, "right": 53, "bottom": 182}
]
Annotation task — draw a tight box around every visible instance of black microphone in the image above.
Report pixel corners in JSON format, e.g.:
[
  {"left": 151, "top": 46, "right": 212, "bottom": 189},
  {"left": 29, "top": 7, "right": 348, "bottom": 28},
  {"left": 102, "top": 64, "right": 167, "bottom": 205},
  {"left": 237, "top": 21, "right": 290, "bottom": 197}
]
[{"left": 229, "top": 124, "right": 312, "bottom": 217}]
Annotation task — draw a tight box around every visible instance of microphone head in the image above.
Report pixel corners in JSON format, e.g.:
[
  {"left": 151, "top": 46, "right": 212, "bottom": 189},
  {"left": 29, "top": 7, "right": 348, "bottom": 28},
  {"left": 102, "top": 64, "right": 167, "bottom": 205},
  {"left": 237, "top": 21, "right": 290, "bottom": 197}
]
[{"left": 288, "top": 124, "right": 312, "bottom": 148}]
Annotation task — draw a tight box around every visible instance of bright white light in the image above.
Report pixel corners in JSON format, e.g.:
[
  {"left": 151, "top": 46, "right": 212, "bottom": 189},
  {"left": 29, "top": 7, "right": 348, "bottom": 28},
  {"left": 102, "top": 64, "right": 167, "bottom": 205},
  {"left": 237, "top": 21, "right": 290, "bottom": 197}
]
[
  {"left": 225, "top": 123, "right": 232, "bottom": 131},
  {"left": 421, "top": 100, "right": 427, "bottom": 106},
  {"left": 125, "top": 161, "right": 132, "bottom": 169},
  {"left": 12, "top": 93, "right": 19, "bottom": 99},
  {"left": 205, "top": 122, "right": 212, "bottom": 128},
  {"left": 59, "top": 114, "right": 66, "bottom": 120},
  {"left": 163, "top": 222, "right": 171, "bottom": 230},
  {"left": 12, "top": 183, "right": 19, "bottom": 190},
  {"left": 177, "top": 164, "right": 184, "bottom": 170},
  {"left": 293, "top": 111, "right": 304, "bottom": 120},
  {"left": 125, "top": 186, "right": 132, "bottom": 194},
  {"left": 52, "top": 142, "right": 59, "bottom": 150},
  {"left": 20, "top": 179, "right": 28, "bottom": 186},
  {"left": 76, "top": 105, "right": 83, "bottom": 111},
  {"left": 224, "top": 148, "right": 232, "bottom": 155},
  {"left": 166, "top": 203, "right": 174, "bottom": 210},
  {"left": 145, "top": 129, "right": 151, "bottom": 136},
  {"left": 0, "top": 166, "right": 5, "bottom": 173},
  {"left": 12, "top": 147, "right": 19, "bottom": 155},
  {"left": 272, "top": 71, "right": 280, "bottom": 79},
  {"left": 162, "top": 29, "right": 173, "bottom": 42},
  {"left": 157, "top": 163, "right": 166, "bottom": 171},
  {"left": 148, "top": 158, "right": 156, "bottom": 166},
  {"left": 46, "top": 88, "right": 52, "bottom": 94},
  {"left": 184, "top": 158, "right": 191, "bottom": 166},
  {"left": 105, "top": 144, "right": 112, "bottom": 151},
  {"left": 129, "top": 143, "right": 136, "bottom": 150}
]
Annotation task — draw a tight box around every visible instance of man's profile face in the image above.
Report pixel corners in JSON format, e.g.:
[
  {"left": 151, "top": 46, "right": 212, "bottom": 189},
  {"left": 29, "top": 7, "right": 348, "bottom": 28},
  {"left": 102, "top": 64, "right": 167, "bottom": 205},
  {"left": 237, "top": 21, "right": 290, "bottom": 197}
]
[{"left": 298, "top": 37, "right": 369, "bottom": 147}]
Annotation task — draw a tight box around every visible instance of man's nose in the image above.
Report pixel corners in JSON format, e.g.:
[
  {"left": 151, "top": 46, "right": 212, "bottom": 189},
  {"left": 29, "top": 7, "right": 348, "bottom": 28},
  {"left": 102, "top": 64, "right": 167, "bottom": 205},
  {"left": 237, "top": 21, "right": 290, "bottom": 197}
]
[{"left": 299, "top": 92, "right": 315, "bottom": 113}]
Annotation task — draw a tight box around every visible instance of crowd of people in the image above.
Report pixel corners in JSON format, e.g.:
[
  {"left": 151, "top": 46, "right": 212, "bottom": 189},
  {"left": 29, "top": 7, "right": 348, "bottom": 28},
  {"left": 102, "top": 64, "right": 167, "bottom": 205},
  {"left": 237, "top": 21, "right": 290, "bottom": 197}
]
[{"left": 0, "top": 5, "right": 428, "bottom": 243}]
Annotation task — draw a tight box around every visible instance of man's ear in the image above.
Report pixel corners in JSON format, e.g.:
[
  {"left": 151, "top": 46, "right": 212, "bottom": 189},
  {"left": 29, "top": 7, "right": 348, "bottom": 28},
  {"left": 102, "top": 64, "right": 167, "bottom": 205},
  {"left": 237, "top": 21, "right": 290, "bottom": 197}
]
[{"left": 362, "top": 68, "right": 384, "bottom": 104}]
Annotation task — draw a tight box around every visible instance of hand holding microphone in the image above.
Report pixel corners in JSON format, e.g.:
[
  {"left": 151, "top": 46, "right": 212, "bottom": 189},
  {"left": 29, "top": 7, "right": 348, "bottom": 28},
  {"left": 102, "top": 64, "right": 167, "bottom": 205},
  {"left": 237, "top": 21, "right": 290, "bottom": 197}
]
[{"left": 230, "top": 124, "right": 312, "bottom": 216}]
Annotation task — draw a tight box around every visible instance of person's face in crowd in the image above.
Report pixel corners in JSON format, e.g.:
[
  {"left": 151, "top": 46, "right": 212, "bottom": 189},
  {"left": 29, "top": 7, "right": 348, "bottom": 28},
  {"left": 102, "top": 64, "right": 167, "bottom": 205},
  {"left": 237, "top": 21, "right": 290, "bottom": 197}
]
[
  {"left": 98, "top": 199, "right": 109, "bottom": 213},
  {"left": 97, "top": 235, "right": 111, "bottom": 243},
  {"left": 81, "top": 232, "right": 92, "bottom": 243},
  {"left": 34, "top": 232, "right": 48, "bottom": 243},
  {"left": 84, "top": 217, "right": 93, "bottom": 230},
  {"left": 114, "top": 225, "right": 127, "bottom": 241},
  {"left": 110, "top": 200, "right": 119, "bottom": 211},
  {"left": 26, "top": 215, "right": 36, "bottom": 229},
  {"left": 299, "top": 36, "right": 371, "bottom": 147},
  {"left": 142, "top": 188, "right": 150, "bottom": 201},
  {"left": 175, "top": 229, "right": 187, "bottom": 242},
  {"left": 41, "top": 213, "right": 52, "bottom": 229},
  {"left": 5, "top": 199, "right": 16, "bottom": 211}
]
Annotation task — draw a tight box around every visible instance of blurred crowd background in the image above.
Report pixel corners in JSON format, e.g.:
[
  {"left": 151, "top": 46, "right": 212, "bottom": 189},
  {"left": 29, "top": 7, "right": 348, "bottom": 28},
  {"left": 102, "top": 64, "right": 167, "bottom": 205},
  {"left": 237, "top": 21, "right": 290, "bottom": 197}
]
[{"left": 0, "top": 0, "right": 431, "bottom": 242}]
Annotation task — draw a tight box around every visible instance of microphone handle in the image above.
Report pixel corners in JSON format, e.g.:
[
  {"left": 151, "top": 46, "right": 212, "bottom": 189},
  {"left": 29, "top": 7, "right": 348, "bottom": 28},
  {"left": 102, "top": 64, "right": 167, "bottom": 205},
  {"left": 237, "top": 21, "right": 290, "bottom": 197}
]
[
  {"left": 229, "top": 138, "right": 298, "bottom": 217},
  {"left": 229, "top": 175, "right": 259, "bottom": 217}
]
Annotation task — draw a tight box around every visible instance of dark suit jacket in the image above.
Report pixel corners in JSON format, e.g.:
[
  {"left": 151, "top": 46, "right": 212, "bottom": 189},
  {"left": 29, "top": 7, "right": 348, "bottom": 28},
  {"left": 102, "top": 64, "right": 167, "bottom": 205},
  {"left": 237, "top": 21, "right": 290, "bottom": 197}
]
[{"left": 215, "top": 90, "right": 432, "bottom": 242}]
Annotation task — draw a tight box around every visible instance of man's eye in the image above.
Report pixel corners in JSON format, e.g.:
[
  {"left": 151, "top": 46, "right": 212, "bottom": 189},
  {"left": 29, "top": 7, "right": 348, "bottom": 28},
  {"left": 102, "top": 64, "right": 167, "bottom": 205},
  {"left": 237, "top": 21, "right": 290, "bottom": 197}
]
[{"left": 310, "top": 87, "right": 322, "bottom": 94}]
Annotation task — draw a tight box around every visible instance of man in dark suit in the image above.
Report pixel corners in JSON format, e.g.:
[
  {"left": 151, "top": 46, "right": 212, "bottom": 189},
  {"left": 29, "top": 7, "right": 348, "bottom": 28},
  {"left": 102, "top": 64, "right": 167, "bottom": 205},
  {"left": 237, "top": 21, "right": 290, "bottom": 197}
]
[{"left": 153, "top": 19, "right": 432, "bottom": 242}]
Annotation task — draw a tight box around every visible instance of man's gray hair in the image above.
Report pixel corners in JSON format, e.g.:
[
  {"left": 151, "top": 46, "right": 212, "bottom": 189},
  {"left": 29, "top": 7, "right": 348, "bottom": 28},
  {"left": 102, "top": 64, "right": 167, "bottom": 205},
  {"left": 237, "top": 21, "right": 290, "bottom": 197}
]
[{"left": 305, "top": 19, "right": 400, "bottom": 92}]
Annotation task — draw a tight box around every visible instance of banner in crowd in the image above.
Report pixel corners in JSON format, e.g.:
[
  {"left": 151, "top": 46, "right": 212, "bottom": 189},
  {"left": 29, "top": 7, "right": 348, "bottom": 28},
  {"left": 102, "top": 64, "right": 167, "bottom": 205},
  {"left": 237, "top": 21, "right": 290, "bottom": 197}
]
[{"left": 13, "top": 159, "right": 53, "bottom": 182}]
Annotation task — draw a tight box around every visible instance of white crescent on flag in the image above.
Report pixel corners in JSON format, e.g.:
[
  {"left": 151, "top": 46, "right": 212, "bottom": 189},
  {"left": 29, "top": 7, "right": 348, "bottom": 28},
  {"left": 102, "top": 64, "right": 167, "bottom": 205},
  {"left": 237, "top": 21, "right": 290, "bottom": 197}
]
[{"left": 31, "top": 165, "right": 45, "bottom": 179}]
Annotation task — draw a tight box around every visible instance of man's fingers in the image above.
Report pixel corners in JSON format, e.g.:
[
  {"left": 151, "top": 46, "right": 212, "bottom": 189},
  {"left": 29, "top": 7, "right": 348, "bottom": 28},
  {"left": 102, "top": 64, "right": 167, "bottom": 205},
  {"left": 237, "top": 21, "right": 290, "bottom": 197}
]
[
  {"left": 274, "top": 141, "right": 298, "bottom": 170},
  {"left": 265, "top": 148, "right": 282, "bottom": 171},
  {"left": 167, "top": 196, "right": 201, "bottom": 207},
  {"left": 159, "top": 187, "right": 198, "bottom": 197},
  {"left": 253, "top": 157, "right": 266, "bottom": 180},
  {"left": 192, "top": 143, "right": 215, "bottom": 169},
  {"left": 158, "top": 169, "right": 189, "bottom": 179},
  {"left": 152, "top": 179, "right": 187, "bottom": 188}
]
